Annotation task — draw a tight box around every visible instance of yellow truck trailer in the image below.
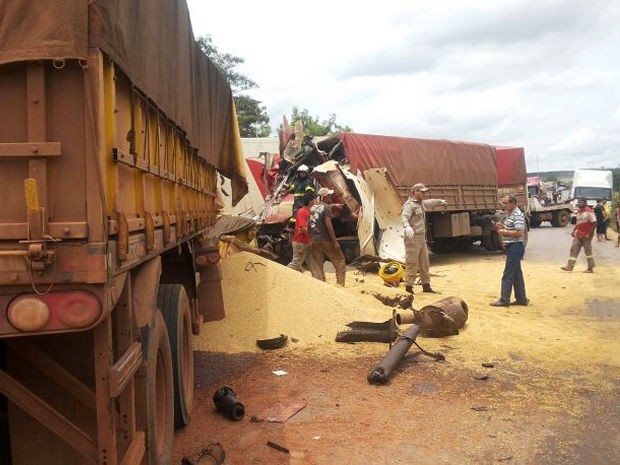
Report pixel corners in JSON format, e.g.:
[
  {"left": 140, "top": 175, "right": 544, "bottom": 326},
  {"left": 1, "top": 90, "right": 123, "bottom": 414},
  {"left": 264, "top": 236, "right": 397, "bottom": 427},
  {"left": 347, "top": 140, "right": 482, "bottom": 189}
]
[{"left": 0, "top": 1, "right": 247, "bottom": 464}]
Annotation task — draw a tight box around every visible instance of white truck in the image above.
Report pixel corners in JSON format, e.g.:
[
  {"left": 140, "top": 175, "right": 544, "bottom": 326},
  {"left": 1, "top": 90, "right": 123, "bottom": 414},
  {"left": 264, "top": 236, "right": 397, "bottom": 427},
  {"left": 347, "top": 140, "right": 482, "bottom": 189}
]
[{"left": 570, "top": 169, "right": 613, "bottom": 223}]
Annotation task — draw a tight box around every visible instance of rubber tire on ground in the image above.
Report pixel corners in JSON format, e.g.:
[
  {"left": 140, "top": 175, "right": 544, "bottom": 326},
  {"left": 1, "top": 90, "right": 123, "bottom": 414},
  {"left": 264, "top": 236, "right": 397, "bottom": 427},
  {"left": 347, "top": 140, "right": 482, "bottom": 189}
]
[
  {"left": 158, "top": 284, "right": 194, "bottom": 429},
  {"left": 454, "top": 239, "right": 475, "bottom": 252},
  {"left": 429, "top": 239, "right": 457, "bottom": 254},
  {"left": 145, "top": 311, "right": 174, "bottom": 465},
  {"left": 490, "top": 231, "right": 503, "bottom": 251},
  {"left": 481, "top": 234, "right": 495, "bottom": 251},
  {"left": 530, "top": 218, "right": 542, "bottom": 228},
  {"left": 551, "top": 210, "right": 570, "bottom": 227}
]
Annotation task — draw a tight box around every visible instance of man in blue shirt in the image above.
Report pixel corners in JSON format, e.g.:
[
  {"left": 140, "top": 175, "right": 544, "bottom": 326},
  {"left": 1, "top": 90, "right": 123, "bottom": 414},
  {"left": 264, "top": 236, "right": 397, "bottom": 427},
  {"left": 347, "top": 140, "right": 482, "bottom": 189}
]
[{"left": 490, "top": 195, "right": 529, "bottom": 307}]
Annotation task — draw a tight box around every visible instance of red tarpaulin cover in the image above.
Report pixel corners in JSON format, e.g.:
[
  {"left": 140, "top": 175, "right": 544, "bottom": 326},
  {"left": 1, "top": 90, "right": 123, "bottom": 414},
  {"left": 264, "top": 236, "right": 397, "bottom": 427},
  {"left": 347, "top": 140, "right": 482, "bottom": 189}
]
[
  {"left": 494, "top": 146, "right": 527, "bottom": 187},
  {"left": 338, "top": 133, "right": 497, "bottom": 187}
]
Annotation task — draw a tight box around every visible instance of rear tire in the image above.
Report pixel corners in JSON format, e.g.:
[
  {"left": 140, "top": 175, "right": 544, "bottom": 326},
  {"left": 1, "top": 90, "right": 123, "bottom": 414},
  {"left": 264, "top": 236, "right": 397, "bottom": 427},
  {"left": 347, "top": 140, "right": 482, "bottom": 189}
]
[
  {"left": 530, "top": 218, "right": 542, "bottom": 228},
  {"left": 490, "top": 231, "right": 503, "bottom": 251},
  {"left": 551, "top": 210, "right": 570, "bottom": 227},
  {"left": 158, "top": 284, "right": 194, "bottom": 429},
  {"left": 145, "top": 311, "right": 174, "bottom": 465},
  {"left": 429, "top": 239, "right": 457, "bottom": 254},
  {"left": 481, "top": 234, "right": 495, "bottom": 251}
]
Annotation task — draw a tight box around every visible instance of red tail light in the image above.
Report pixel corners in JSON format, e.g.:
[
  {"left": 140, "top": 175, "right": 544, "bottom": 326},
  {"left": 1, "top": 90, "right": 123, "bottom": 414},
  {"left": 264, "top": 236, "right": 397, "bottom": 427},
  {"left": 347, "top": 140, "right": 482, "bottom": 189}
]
[{"left": 7, "top": 291, "right": 102, "bottom": 333}]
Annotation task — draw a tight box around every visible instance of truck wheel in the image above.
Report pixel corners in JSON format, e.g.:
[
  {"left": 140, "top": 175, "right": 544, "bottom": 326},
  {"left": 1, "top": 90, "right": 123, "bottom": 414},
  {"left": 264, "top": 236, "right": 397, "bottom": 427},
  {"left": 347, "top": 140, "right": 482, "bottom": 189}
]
[
  {"left": 481, "top": 235, "right": 495, "bottom": 251},
  {"left": 145, "top": 311, "right": 174, "bottom": 465},
  {"left": 551, "top": 210, "right": 570, "bottom": 227},
  {"left": 490, "top": 231, "right": 503, "bottom": 251},
  {"left": 530, "top": 219, "right": 542, "bottom": 228},
  {"left": 429, "top": 239, "right": 456, "bottom": 254},
  {"left": 158, "top": 284, "right": 194, "bottom": 428}
]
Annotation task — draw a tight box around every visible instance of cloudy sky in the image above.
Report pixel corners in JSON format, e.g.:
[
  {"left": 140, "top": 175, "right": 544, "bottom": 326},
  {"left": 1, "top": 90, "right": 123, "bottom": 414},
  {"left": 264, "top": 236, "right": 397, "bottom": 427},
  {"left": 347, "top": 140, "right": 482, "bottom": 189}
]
[{"left": 186, "top": 0, "right": 620, "bottom": 172}]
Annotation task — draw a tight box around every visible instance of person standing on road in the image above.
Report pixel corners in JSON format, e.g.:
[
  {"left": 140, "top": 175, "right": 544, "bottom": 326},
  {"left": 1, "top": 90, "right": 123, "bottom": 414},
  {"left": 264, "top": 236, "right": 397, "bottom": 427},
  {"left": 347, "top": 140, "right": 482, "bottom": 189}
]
[
  {"left": 561, "top": 197, "right": 597, "bottom": 272},
  {"left": 490, "top": 195, "right": 529, "bottom": 307},
  {"left": 287, "top": 193, "right": 316, "bottom": 273},
  {"left": 401, "top": 183, "right": 447, "bottom": 294},
  {"left": 602, "top": 199, "right": 612, "bottom": 241},
  {"left": 309, "top": 187, "right": 346, "bottom": 286},
  {"left": 616, "top": 203, "right": 620, "bottom": 248},
  {"left": 593, "top": 199, "right": 605, "bottom": 242}
]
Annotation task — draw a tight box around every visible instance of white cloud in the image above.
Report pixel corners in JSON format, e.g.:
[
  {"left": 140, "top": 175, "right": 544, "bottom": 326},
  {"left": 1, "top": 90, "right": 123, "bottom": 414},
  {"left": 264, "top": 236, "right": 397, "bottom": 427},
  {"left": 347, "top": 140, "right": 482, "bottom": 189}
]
[{"left": 186, "top": 0, "right": 620, "bottom": 171}]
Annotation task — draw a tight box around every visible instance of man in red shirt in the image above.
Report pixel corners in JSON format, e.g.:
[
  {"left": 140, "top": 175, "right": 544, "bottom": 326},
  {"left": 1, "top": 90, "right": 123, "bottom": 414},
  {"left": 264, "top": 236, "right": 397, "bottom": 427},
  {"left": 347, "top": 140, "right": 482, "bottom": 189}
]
[
  {"left": 287, "top": 193, "right": 316, "bottom": 272},
  {"left": 561, "top": 197, "right": 597, "bottom": 272}
]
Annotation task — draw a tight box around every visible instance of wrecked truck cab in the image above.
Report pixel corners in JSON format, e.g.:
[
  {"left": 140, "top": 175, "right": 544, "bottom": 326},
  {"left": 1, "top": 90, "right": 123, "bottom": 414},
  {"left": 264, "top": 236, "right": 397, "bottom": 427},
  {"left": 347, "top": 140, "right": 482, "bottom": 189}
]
[{"left": 255, "top": 132, "right": 504, "bottom": 266}]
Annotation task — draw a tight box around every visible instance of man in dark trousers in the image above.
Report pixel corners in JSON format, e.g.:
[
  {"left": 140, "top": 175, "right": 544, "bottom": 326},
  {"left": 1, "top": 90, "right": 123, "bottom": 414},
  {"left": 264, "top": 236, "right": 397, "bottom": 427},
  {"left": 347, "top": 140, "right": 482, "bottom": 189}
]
[
  {"left": 490, "top": 194, "right": 529, "bottom": 307},
  {"left": 308, "top": 187, "right": 346, "bottom": 286},
  {"left": 289, "top": 164, "right": 315, "bottom": 224}
]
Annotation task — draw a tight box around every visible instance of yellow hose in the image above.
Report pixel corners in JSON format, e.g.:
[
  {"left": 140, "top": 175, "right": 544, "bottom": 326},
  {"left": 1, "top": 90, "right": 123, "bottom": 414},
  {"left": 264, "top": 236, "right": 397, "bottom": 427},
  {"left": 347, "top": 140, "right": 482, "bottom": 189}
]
[{"left": 378, "top": 262, "right": 404, "bottom": 284}]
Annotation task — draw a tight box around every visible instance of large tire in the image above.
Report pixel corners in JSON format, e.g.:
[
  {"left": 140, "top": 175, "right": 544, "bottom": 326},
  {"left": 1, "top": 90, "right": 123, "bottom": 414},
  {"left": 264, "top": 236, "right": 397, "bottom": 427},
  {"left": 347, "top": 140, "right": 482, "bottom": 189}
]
[
  {"left": 490, "top": 231, "right": 503, "bottom": 251},
  {"left": 481, "top": 234, "right": 495, "bottom": 251},
  {"left": 530, "top": 218, "right": 542, "bottom": 228},
  {"left": 551, "top": 210, "right": 570, "bottom": 227},
  {"left": 429, "top": 239, "right": 457, "bottom": 254},
  {"left": 145, "top": 311, "right": 174, "bottom": 465},
  {"left": 158, "top": 284, "right": 194, "bottom": 429}
]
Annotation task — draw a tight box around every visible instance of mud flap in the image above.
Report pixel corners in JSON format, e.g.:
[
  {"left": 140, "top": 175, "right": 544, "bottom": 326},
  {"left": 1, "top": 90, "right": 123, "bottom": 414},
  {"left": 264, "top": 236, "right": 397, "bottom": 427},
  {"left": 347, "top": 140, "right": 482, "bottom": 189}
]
[{"left": 196, "top": 263, "right": 225, "bottom": 323}]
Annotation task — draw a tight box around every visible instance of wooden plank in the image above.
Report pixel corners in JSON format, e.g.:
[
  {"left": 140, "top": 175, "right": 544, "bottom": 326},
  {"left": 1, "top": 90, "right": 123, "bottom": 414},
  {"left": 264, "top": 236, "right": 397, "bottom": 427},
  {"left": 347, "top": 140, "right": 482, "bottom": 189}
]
[
  {"left": 27, "top": 63, "right": 49, "bottom": 211},
  {"left": 0, "top": 369, "right": 98, "bottom": 463},
  {"left": 0, "top": 142, "right": 62, "bottom": 157},
  {"left": 0, "top": 221, "right": 89, "bottom": 240},
  {"left": 5, "top": 339, "right": 96, "bottom": 412},
  {"left": 119, "top": 431, "right": 145, "bottom": 465},
  {"left": 114, "top": 283, "right": 140, "bottom": 460},
  {"left": 93, "top": 317, "right": 119, "bottom": 465},
  {"left": 109, "top": 342, "right": 142, "bottom": 398}
]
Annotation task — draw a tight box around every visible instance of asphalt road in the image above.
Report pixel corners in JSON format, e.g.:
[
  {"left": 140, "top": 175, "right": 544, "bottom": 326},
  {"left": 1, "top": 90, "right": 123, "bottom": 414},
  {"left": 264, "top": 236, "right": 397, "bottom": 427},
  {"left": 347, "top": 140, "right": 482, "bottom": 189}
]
[{"left": 525, "top": 223, "right": 618, "bottom": 268}]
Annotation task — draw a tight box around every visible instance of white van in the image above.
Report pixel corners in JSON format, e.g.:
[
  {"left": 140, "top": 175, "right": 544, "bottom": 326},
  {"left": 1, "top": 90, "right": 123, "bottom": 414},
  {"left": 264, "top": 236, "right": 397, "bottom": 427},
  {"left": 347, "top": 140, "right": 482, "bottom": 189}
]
[{"left": 570, "top": 169, "right": 613, "bottom": 222}]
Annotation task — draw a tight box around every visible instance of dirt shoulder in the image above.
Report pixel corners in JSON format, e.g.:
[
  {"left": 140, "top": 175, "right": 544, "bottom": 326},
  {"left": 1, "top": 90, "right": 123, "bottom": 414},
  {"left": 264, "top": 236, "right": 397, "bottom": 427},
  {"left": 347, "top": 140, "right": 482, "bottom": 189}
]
[{"left": 175, "top": 248, "right": 620, "bottom": 464}]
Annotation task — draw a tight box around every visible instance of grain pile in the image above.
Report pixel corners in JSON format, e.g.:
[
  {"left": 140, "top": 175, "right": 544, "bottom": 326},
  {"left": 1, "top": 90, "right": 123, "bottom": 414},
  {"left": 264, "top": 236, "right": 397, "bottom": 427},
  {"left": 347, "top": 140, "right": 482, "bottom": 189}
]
[
  {"left": 192, "top": 251, "right": 396, "bottom": 354},
  {"left": 194, "top": 246, "right": 620, "bottom": 381}
]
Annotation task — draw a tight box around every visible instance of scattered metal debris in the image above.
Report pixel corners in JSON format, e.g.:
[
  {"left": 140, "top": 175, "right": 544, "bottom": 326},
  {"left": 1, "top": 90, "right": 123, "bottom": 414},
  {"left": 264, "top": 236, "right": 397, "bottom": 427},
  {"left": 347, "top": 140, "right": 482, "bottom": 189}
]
[
  {"left": 250, "top": 401, "right": 306, "bottom": 423},
  {"left": 212, "top": 386, "right": 245, "bottom": 421},
  {"left": 364, "top": 290, "right": 414, "bottom": 309},
  {"left": 367, "top": 324, "right": 444, "bottom": 384},
  {"left": 336, "top": 316, "right": 398, "bottom": 343},
  {"left": 267, "top": 441, "right": 290, "bottom": 454},
  {"left": 413, "top": 296, "right": 469, "bottom": 337},
  {"left": 181, "top": 442, "right": 225, "bottom": 465},
  {"left": 256, "top": 334, "right": 288, "bottom": 350}
]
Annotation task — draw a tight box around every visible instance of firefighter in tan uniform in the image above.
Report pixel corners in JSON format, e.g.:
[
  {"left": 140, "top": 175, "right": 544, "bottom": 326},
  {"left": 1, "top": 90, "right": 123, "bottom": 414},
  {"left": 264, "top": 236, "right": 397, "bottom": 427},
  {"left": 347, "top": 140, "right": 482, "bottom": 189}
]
[{"left": 401, "top": 183, "right": 447, "bottom": 294}]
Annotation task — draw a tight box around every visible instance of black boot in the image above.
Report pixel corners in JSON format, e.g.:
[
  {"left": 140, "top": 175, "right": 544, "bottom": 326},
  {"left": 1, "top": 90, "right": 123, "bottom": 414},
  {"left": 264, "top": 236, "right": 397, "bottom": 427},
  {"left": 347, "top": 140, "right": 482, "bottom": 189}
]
[{"left": 422, "top": 283, "right": 437, "bottom": 293}]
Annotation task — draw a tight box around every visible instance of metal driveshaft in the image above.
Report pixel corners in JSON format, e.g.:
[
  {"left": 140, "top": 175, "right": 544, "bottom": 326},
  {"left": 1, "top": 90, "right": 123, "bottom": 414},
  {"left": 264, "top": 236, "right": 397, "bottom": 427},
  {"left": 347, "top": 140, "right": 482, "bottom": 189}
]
[{"left": 367, "top": 324, "right": 422, "bottom": 384}]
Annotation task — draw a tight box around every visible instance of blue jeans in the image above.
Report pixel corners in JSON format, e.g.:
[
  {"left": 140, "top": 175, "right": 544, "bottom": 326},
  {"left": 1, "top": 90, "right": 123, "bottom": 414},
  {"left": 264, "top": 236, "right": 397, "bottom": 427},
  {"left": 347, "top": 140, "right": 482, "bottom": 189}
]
[{"left": 500, "top": 242, "right": 527, "bottom": 303}]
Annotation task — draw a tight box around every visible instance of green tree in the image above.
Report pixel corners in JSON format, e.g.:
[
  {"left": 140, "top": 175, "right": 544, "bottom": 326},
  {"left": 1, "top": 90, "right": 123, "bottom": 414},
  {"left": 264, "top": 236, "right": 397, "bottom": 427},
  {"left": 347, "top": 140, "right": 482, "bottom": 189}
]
[
  {"left": 288, "top": 107, "right": 352, "bottom": 136},
  {"left": 235, "top": 95, "right": 271, "bottom": 137},
  {"left": 197, "top": 35, "right": 270, "bottom": 137}
]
